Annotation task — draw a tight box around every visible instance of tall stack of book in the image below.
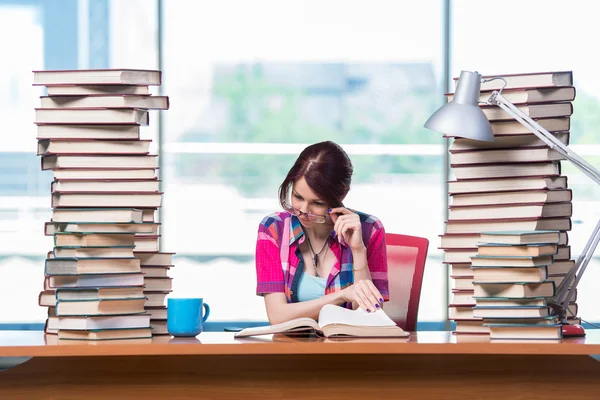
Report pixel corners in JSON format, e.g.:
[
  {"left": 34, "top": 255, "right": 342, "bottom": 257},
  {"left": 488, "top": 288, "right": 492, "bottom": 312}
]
[
  {"left": 441, "top": 71, "right": 578, "bottom": 335},
  {"left": 34, "top": 69, "right": 174, "bottom": 340}
]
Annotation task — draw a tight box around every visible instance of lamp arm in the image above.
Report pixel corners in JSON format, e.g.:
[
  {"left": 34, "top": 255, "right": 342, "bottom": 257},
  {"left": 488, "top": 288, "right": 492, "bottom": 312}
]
[
  {"left": 553, "top": 219, "right": 600, "bottom": 310},
  {"left": 490, "top": 93, "right": 600, "bottom": 185},
  {"left": 489, "top": 92, "right": 600, "bottom": 321}
]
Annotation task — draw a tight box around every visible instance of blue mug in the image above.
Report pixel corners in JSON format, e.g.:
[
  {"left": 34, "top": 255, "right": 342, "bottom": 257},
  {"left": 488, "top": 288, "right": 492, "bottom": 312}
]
[{"left": 167, "top": 298, "right": 210, "bottom": 337}]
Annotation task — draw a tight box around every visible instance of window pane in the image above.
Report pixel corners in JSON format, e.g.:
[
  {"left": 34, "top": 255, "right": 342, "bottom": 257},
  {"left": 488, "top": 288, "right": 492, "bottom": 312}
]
[
  {"left": 0, "top": 0, "right": 157, "bottom": 323},
  {"left": 452, "top": 0, "right": 600, "bottom": 321},
  {"left": 163, "top": 0, "right": 446, "bottom": 322}
]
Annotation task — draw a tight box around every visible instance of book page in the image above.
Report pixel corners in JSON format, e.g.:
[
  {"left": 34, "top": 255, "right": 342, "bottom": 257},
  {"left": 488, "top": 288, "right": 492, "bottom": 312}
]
[
  {"left": 234, "top": 317, "right": 319, "bottom": 338},
  {"left": 318, "top": 304, "right": 397, "bottom": 328}
]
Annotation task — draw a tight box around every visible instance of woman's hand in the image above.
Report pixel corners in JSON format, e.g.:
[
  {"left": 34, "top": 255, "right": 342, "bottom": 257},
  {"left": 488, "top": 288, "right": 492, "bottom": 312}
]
[
  {"left": 329, "top": 207, "right": 365, "bottom": 251},
  {"left": 341, "top": 279, "right": 384, "bottom": 313}
]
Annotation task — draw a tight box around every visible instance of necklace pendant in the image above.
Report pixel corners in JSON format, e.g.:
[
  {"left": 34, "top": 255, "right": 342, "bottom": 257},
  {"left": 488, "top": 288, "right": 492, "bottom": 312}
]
[{"left": 314, "top": 254, "right": 318, "bottom": 268}]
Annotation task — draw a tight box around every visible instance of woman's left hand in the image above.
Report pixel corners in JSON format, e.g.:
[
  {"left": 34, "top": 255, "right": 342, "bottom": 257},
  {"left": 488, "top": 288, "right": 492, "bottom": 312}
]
[{"left": 329, "top": 207, "right": 365, "bottom": 252}]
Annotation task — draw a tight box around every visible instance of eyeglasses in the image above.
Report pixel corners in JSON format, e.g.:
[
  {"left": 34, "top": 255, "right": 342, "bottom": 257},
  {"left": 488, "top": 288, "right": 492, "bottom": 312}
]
[{"left": 286, "top": 206, "right": 330, "bottom": 224}]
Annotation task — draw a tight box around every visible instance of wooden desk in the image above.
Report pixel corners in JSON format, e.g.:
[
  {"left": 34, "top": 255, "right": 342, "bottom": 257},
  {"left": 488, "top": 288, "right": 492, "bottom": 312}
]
[{"left": 1, "top": 330, "right": 600, "bottom": 399}]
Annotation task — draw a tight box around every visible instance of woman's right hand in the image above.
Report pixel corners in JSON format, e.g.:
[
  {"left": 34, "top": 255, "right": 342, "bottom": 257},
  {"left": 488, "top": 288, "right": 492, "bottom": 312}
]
[{"left": 341, "top": 280, "right": 384, "bottom": 313}]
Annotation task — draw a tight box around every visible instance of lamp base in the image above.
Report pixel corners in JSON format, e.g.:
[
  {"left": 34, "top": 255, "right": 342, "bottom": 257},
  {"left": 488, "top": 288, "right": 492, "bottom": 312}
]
[{"left": 562, "top": 323, "right": 586, "bottom": 337}]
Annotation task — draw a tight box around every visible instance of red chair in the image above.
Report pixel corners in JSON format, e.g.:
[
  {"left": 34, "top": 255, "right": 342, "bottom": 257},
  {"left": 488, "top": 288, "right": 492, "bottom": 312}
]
[{"left": 382, "top": 233, "right": 429, "bottom": 332}]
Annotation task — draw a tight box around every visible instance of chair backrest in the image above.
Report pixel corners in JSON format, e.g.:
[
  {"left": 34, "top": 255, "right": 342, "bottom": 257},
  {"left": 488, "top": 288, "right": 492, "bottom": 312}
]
[{"left": 382, "top": 233, "right": 429, "bottom": 332}]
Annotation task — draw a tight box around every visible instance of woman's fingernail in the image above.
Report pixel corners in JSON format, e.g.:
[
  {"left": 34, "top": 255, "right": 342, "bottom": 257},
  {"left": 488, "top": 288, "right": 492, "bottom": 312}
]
[
  {"left": 379, "top": 298, "right": 384, "bottom": 303},
  {"left": 327, "top": 208, "right": 332, "bottom": 213},
  {"left": 366, "top": 309, "right": 371, "bottom": 313},
  {"left": 375, "top": 304, "right": 380, "bottom": 309}
]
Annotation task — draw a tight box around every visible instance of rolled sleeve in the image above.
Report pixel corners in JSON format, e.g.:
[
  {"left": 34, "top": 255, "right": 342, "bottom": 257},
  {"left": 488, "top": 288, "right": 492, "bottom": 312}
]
[
  {"left": 255, "top": 222, "right": 285, "bottom": 296},
  {"left": 367, "top": 221, "right": 389, "bottom": 301}
]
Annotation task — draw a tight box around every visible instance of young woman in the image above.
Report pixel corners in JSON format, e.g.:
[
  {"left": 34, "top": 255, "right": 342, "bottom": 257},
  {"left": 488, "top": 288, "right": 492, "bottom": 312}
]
[{"left": 255, "top": 141, "right": 388, "bottom": 325}]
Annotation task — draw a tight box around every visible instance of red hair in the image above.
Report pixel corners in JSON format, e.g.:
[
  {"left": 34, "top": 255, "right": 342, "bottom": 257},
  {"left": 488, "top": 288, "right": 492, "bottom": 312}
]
[{"left": 279, "top": 141, "right": 353, "bottom": 210}]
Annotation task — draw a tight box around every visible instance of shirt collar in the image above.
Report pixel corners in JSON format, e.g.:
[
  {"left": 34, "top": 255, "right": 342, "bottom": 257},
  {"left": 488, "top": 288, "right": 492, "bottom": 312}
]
[{"left": 288, "top": 214, "right": 347, "bottom": 247}]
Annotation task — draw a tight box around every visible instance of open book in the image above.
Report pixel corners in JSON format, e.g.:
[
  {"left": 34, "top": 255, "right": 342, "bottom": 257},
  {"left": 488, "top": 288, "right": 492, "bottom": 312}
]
[{"left": 234, "top": 304, "right": 409, "bottom": 338}]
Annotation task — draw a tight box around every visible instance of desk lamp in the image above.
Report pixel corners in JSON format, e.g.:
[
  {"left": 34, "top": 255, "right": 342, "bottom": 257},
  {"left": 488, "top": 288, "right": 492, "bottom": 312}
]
[{"left": 424, "top": 70, "right": 596, "bottom": 337}]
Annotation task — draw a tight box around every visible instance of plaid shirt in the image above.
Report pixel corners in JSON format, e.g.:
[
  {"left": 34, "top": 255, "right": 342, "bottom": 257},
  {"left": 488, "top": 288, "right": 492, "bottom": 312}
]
[{"left": 255, "top": 211, "right": 389, "bottom": 308}]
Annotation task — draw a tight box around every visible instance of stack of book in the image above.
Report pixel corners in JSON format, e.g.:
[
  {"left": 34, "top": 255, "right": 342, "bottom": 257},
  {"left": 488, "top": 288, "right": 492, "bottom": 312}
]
[
  {"left": 440, "top": 71, "right": 578, "bottom": 335},
  {"left": 471, "top": 231, "right": 564, "bottom": 340},
  {"left": 136, "top": 251, "right": 174, "bottom": 335},
  {"left": 34, "top": 68, "right": 174, "bottom": 340}
]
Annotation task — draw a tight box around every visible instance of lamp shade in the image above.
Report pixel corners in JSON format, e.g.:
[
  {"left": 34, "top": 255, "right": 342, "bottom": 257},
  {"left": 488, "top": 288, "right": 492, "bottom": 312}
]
[{"left": 424, "top": 70, "right": 494, "bottom": 142}]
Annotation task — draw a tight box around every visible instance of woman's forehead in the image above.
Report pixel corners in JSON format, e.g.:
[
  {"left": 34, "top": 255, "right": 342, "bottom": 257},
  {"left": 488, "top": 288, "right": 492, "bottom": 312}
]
[{"left": 292, "top": 177, "right": 321, "bottom": 199}]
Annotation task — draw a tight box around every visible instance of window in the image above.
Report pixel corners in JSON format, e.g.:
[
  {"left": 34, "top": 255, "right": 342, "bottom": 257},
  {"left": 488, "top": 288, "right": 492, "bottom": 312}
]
[
  {"left": 0, "top": 0, "right": 157, "bottom": 323},
  {"left": 2, "top": 0, "right": 600, "bottom": 328},
  {"left": 162, "top": 0, "right": 446, "bottom": 322}
]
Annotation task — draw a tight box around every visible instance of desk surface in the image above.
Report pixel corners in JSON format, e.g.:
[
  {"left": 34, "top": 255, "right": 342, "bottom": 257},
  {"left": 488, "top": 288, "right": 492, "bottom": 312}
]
[{"left": 1, "top": 330, "right": 600, "bottom": 357}]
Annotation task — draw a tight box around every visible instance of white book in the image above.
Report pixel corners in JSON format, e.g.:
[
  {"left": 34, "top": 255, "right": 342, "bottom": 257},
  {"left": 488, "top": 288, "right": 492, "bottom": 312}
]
[
  {"left": 33, "top": 68, "right": 162, "bottom": 86},
  {"left": 57, "top": 327, "right": 153, "bottom": 341},
  {"left": 35, "top": 108, "right": 149, "bottom": 125},
  {"left": 53, "top": 247, "right": 135, "bottom": 259},
  {"left": 47, "top": 314, "right": 150, "bottom": 331},
  {"left": 51, "top": 179, "right": 160, "bottom": 193},
  {"left": 42, "top": 154, "right": 158, "bottom": 170},
  {"left": 135, "top": 252, "right": 174, "bottom": 266},
  {"left": 45, "top": 221, "right": 159, "bottom": 236},
  {"left": 37, "top": 124, "right": 140, "bottom": 140},
  {"left": 51, "top": 192, "right": 163, "bottom": 208},
  {"left": 46, "top": 85, "right": 150, "bottom": 96},
  {"left": 135, "top": 236, "right": 160, "bottom": 253},
  {"left": 56, "top": 287, "right": 145, "bottom": 301},
  {"left": 55, "top": 298, "right": 147, "bottom": 316},
  {"left": 47, "top": 273, "right": 145, "bottom": 288},
  {"left": 53, "top": 169, "right": 157, "bottom": 180},
  {"left": 38, "top": 139, "right": 151, "bottom": 155},
  {"left": 40, "top": 95, "right": 169, "bottom": 110},
  {"left": 51, "top": 208, "right": 144, "bottom": 223},
  {"left": 235, "top": 304, "right": 409, "bottom": 338}
]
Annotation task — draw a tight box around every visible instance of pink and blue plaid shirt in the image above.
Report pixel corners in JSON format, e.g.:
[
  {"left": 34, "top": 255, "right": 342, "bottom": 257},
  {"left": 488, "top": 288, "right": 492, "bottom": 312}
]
[{"left": 255, "top": 211, "right": 389, "bottom": 308}]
